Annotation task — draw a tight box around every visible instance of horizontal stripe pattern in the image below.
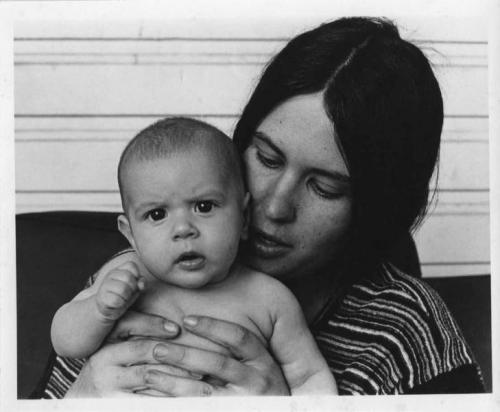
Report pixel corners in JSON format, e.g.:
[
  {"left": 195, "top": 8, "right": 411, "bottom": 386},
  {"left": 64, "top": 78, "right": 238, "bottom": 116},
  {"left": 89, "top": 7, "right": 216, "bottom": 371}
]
[
  {"left": 315, "top": 264, "right": 482, "bottom": 394},
  {"left": 41, "top": 262, "right": 481, "bottom": 397}
]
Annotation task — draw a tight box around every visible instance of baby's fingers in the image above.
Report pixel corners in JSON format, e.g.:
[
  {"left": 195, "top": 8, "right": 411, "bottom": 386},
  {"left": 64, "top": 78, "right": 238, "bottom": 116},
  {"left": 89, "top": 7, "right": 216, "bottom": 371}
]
[
  {"left": 97, "top": 278, "right": 142, "bottom": 320},
  {"left": 109, "top": 266, "right": 145, "bottom": 292}
]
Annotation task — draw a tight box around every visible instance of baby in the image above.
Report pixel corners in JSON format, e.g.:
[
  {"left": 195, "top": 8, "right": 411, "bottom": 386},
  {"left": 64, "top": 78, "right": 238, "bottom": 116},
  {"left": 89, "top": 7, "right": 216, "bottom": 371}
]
[{"left": 51, "top": 117, "right": 337, "bottom": 395}]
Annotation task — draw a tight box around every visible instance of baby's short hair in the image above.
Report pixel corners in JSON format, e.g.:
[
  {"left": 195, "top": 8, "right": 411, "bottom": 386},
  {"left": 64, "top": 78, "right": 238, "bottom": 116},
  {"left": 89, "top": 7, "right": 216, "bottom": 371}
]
[{"left": 118, "top": 117, "right": 245, "bottom": 209}]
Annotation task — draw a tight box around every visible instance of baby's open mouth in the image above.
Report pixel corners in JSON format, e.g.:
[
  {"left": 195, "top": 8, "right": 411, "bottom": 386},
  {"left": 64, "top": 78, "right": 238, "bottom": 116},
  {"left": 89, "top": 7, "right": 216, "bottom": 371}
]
[{"left": 175, "top": 252, "right": 206, "bottom": 270}]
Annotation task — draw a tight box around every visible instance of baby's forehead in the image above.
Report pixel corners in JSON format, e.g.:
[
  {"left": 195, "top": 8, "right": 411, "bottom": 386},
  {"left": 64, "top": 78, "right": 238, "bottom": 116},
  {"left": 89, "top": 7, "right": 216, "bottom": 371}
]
[{"left": 124, "top": 147, "right": 241, "bottom": 191}]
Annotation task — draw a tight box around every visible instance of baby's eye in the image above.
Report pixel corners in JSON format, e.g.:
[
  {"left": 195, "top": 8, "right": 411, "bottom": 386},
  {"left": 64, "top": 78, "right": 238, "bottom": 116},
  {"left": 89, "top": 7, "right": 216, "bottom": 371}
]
[
  {"left": 194, "top": 201, "right": 215, "bottom": 214},
  {"left": 147, "top": 208, "right": 166, "bottom": 221}
]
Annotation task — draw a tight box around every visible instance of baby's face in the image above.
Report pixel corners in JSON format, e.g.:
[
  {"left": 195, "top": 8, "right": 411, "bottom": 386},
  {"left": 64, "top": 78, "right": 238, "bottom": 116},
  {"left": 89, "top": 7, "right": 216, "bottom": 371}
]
[{"left": 119, "top": 150, "right": 247, "bottom": 288}]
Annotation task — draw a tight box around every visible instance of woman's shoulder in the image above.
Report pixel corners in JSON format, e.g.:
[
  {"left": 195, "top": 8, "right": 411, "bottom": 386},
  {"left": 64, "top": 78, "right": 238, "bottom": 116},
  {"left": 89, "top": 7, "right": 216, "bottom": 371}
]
[
  {"left": 315, "top": 264, "right": 483, "bottom": 394},
  {"left": 350, "top": 263, "right": 449, "bottom": 317}
]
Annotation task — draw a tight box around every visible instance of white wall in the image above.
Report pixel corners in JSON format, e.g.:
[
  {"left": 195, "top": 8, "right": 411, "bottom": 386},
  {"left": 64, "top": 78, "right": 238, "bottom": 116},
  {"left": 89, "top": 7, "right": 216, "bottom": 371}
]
[{"left": 14, "top": 16, "right": 489, "bottom": 278}]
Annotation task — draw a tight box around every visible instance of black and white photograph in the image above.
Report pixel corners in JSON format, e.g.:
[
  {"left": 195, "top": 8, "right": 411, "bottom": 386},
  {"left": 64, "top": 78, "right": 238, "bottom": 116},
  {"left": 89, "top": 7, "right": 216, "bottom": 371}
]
[{"left": 1, "top": 0, "right": 498, "bottom": 411}]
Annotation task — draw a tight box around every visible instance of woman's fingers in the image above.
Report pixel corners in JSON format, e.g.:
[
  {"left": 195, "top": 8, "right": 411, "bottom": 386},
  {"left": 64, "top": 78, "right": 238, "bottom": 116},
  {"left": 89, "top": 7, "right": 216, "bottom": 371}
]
[
  {"left": 97, "top": 339, "right": 162, "bottom": 367},
  {"left": 182, "top": 316, "right": 268, "bottom": 360},
  {"left": 146, "top": 364, "right": 203, "bottom": 380},
  {"left": 177, "top": 317, "right": 290, "bottom": 395},
  {"left": 133, "top": 388, "right": 173, "bottom": 397},
  {"left": 70, "top": 355, "right": 153, "bottom": 396},
  {"left": 69, "top": 341, "right": 202, "bottom": 397},
  {"left": 152, "top": 342, "right": 250, "bottom": 385},
  {"left": 144, "top": 370, "right": 216, "bottom": 397},
  {"left": 107, "top": 310, "right": 180, "bottom": 342},
  {"left": 114, "top": 363, "right": 201, "bottom": 392}
]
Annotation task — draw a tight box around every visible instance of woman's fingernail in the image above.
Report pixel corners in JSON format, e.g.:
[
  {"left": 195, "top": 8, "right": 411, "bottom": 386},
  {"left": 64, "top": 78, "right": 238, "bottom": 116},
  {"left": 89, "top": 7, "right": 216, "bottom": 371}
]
[
  {"left": 190, "top": 372, "right": 204, "bottom": 380},
  {"left": 137, "top": 278, "right": 145, "bottom": 290},
  {"left": 163, "top": 321, "right": 178, "bottom": 333},
  {"left": 153, "top": 344, "right": 170, "bottom": 358},
  {"left": 183, "top": 316, "right": 198, "bottom": 327},
  {"left": 145, "top": 370, "right": 160, "bottom": 384}
]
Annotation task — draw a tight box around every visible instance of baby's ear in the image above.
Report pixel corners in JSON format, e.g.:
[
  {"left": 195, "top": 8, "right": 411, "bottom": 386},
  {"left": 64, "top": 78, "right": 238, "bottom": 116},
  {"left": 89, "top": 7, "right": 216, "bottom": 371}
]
[
  {"left": 117, "top": 214, "right": 136, "bottom": 249},
  {"left": 241, "top": 192, "right": 251, "bottom": 240}
]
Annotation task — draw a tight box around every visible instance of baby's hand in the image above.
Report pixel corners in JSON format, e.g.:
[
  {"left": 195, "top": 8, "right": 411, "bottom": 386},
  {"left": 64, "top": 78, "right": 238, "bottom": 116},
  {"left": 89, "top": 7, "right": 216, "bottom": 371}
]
[{"left": 95, "top": 261, "right": 145, "bottom": 323}]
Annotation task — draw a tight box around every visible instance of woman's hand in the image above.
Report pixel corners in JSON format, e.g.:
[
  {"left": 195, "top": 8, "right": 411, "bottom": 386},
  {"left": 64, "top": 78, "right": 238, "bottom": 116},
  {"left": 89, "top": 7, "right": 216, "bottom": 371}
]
[
  {"left": 65, "top": 310, "right": 186, "bottom": 398},
  {"left": 65, "top": 339, "right": 204, "bottom": 397},
  {"left": 144, "top": 316, "right": 290, "bottom": 396}
]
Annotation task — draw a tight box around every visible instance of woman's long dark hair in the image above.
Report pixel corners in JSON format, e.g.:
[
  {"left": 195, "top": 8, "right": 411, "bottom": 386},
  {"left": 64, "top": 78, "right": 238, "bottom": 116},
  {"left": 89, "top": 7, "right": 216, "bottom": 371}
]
[{"left": 234, "top": 17, "right": 443, "bottom": 277}]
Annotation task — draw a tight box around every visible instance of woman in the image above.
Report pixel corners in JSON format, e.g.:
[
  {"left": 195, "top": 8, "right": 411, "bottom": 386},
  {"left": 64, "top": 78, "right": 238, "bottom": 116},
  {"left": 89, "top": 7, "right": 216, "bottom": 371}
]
[{"left": 42, "top": 17, "right": 483, "bottom": 396}]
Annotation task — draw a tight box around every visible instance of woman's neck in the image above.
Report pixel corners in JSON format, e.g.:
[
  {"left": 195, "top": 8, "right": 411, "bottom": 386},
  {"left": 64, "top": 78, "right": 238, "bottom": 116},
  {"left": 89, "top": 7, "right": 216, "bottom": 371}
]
[{"left": 286, "top": 269, "right": 343, "bottom": 325}]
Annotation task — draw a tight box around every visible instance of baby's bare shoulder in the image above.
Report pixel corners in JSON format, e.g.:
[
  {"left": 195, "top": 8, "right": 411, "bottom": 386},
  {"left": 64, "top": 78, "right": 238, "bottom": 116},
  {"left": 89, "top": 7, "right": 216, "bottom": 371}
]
[{"left": 232, "top": 265, "right": 299, "bottom": 310}]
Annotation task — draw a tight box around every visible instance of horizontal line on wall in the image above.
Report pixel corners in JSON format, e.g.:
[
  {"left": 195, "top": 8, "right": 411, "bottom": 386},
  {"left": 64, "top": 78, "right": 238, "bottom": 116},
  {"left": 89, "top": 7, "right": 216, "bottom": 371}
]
[
  {"left": 14, "top": 114, "right": 489, "bottom": 119},
  {"left": 16, "top": 52, "right": 264, "bottom": 56},
  {"left": 437, "top": 188, "right": 489, "bottom": 193},
  {"left": 421, "top": 261, "right": 490, "bottom": 266},
  {"left": 16, "top": 189, "right": 119, "bottom": 195},
  {"left": 14, "top": 37, "right": 488, "bottom": 45},
  {"left": 440, "top": 64, "right": 487, "bottom": 68},
  {"left": 13, "top": 116, "right": 488, "bottom": 138},
  {"left": 427, "top": 212, "right": 490, "bottom": 216},
  {"left": 16, "top": 52, "right": 272, "bottom": 57},
  {"left": 16, "top": 189, "right": 489, "bottom": 194},
  {"left": 14, "top": 62, "right": 488, "bottom": 68},
  {"left": 14, "top": 39, "right": 487, "bottom": 69},
  {"left": 15, "top": 191, "right": 490, "bottom": 207},
  {"left": 13, "top": 137, "right": 491, "bottom": 144},
  {"left": 16, "top": 138, "right": 129, "bottom": 143},
  {"left": 15, "top": 62, "right": 266, "bottom": 67},
  {"left": 441, "top": 139, "right": 489, "bottom": 143},
  {"left": 15, "top": 113, "right": 237, "bottom": 118},
  {"left": 15, "top": 36, "right": 291, "bottom": 42},
  {"left": 444, "top": 114, "right": 489, "bottom": 119}
]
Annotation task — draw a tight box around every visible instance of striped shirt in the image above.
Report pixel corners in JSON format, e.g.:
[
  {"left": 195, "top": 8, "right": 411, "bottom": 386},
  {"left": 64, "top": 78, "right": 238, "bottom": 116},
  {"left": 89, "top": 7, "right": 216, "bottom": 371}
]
[
  {"left": 313, "top": 264, "right": 483, "bottom": 394},
  {"left": 40, "top": 263, "right": 483, "bottom": 397}
]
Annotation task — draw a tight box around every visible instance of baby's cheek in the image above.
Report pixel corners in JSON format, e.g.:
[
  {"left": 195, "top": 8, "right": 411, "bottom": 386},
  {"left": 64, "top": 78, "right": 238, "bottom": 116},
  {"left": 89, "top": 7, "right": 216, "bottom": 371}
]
[{"left": 219, "top": 237, "right": 240, "bottom": 264}]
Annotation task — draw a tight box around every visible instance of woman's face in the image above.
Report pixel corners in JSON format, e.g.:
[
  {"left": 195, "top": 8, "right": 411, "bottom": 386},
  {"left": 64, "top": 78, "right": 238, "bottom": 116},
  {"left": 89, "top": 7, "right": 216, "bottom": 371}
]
[{"left": 242, "top": 92, "right": 353, "bottom": 282}]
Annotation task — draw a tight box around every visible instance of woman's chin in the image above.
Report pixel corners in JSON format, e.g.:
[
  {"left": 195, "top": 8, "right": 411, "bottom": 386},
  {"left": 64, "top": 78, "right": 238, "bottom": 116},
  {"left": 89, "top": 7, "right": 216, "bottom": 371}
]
[{"left": 239, "top": 241, "right": 299, "bottom": 281}]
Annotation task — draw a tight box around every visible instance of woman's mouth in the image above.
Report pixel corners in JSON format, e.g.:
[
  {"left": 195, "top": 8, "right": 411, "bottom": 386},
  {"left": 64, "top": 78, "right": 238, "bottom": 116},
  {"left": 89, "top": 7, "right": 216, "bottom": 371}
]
[
  {"left": 175, "top": 252, "right": 206, "bottom": 271},
  {"left": 250, "top": 228, "right": 292, "bottom": 259}
]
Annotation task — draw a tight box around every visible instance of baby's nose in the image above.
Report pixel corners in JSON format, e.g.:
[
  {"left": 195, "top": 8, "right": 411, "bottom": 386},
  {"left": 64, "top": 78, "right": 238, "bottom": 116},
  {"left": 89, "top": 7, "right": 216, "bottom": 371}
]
[{"left": 172, "top": 217, "right": 199, "bottom": 240}]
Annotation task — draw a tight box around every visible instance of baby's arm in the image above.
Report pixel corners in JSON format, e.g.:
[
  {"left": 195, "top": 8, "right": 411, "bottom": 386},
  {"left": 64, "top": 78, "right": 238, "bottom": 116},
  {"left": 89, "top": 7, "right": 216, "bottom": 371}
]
[
  {"left": 50, "top": 259, "right": 144, "bottom": 358},
  {"left": 266, "top": 281, "right": 337, "bottom": 395}
]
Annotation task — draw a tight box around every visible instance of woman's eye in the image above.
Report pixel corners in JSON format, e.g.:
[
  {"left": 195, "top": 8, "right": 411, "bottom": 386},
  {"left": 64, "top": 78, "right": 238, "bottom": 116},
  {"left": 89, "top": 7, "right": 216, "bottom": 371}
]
[
  {"left": 310, "top": 181, "right": 342, "bottom": 200},
  {"left": 147, "top": 208, "right": 166, "bottom": 221},
  {"left": 256, "top": 150, "right": 282, "bottom": 169},
  {"left": 194, "top": 201, "right": 215, "bottom": 214}
]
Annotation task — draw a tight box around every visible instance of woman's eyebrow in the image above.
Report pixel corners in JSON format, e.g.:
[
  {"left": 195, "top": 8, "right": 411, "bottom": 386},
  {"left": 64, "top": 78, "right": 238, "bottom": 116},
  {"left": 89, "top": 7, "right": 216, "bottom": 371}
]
[{"left": 253, "top": 131, "right": 284, "bottom": 157}]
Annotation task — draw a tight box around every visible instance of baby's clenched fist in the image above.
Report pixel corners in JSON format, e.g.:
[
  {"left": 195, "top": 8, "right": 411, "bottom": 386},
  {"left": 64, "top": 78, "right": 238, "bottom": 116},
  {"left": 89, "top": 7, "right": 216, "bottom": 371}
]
[{"left": 95, "top": 261, "right": 144, "bottom": 322}]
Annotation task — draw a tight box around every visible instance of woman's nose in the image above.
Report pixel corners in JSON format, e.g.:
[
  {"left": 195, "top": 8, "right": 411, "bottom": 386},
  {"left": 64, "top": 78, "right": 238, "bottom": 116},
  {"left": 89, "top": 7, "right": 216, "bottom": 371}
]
[
  {"left": 172, "top": 215, "right": 199, "bottom": 241},
  {"left": 264, "top": 173, "right": 297, "bottom": 223}
]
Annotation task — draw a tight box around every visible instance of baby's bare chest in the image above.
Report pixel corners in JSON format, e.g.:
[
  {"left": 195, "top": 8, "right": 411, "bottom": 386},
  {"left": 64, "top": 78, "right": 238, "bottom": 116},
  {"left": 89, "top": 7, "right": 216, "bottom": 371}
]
[{"left": 134, "top": 283, "right": 271, "bottom": 354}]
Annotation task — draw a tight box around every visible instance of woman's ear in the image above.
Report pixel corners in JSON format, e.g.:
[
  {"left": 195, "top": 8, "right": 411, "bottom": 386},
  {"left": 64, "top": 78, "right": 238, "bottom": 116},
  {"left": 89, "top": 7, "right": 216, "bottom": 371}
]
[
  {"left": 241, "top": 192, "right": 251, "bottom": 240},
  {"left": 117, "top": 214, "right": 136, "bottom": 249}
]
